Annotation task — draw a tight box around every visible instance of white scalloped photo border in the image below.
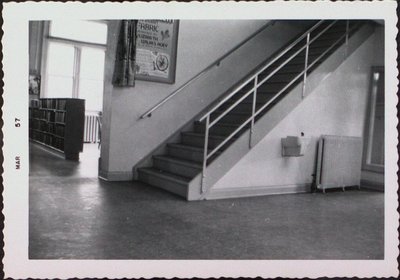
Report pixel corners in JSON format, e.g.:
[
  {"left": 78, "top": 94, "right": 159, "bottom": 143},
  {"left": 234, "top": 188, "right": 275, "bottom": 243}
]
[{"left": 2, "top": 1, "right": 398, "bottom": 278}]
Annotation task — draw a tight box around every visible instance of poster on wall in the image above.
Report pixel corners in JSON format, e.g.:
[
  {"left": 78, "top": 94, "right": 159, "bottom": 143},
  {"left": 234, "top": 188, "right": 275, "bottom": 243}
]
[{"left": 135, "top": 20, "right": 179, "bottom": 84}]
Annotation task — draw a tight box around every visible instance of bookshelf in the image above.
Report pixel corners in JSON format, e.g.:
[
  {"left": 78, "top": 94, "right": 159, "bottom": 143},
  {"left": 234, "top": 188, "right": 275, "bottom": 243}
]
[{"left": 29, "top": 98, "right": 85, "bottom": 160}]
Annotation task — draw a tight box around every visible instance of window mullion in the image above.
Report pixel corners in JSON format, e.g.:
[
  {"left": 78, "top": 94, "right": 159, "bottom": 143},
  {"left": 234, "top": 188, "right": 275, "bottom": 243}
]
[
  {"left": 73, "top": 46, "right": 81, "bottom": 98},
  {"left": 42, "top": 21, "right": 51, "bottom": 98}
]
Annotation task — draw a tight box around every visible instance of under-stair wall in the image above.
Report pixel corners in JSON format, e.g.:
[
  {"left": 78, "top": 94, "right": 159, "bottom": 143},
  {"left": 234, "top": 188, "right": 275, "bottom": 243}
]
[
  {"left": 100, "top": 20, "right": 311, "bottom": 180},
  {"left": 205, "top": 24, "right": 383, "bottom": 199}
]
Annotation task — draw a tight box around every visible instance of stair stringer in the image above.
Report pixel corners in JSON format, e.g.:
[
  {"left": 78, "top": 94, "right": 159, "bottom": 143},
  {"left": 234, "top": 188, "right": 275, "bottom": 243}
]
[{"left": 186, "top": 23, "right": 375, "bottom": 201}]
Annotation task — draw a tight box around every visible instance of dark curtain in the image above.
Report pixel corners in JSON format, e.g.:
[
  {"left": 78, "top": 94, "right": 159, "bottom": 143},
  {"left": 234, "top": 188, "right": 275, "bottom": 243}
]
[{"left": 112, "top": 20, "right": 137, "bottom": 87}]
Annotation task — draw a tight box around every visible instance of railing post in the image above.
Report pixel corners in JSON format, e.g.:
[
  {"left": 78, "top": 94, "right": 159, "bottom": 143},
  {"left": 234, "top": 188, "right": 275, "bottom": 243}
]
[
  {"left": 201, "top": 115, "right": 210, "bottom": 193},
  {"left": 302, "top": 33, "right": 310, "bottom": 99},
  {"left": 249, "top": 76, "right": 258, "bottom": 148},
  {"left": 345, "top": 20, "right": 349, "bottom": 57}
]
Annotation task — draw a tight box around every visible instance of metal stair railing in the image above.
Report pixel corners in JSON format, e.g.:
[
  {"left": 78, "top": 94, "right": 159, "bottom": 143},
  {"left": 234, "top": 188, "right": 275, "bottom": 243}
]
[
  {"left": 140, "top": 20, "right": 276, "bottom": 119},
  {"left": 198, "top": 20, "right": 359, "bottom": 193}
]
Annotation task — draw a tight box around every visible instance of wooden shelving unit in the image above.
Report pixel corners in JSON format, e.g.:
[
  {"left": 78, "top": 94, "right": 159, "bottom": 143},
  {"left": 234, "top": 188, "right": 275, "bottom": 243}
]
[{"left": 29, "top": 98, "right": 85, "bottom": 160}]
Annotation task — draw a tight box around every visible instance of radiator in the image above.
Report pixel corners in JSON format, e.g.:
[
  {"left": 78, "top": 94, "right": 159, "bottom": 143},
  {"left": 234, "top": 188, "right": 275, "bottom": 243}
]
[
  {"left": 316, "top": 135, "right": 363, "bottom": 193},
  {"left": 84, "top": 114, "right": 100, "bottom": 143}
]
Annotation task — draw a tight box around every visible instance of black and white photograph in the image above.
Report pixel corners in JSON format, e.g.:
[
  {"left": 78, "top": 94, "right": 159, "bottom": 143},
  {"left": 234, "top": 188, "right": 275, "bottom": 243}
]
[{"left": 2, "top": 1, "right": 398, "bottom": 278}]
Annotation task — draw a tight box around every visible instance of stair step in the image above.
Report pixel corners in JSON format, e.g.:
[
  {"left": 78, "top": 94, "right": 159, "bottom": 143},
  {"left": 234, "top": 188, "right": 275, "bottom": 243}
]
[
  {"left": 309, "top": 42, "right": 336, "bottom": 51},
  {"left": 228, "top": 93, "right": 277, "bottom": 110},
  {"left": 275, "top": 64, "right": 305, "bottom": 74},
  {"left": 230, "top": 89, "right": 276, "bottom": 100},
  {"left": 315, "top": 33, "right": 346, "bottom": 45},
  {"left": 311, "top": 21, "right": 335, "bottom": 31},
  {"left": 275, "top": 29, "right": 345, "bottom": 64},
  {"left": 246, "top": 92, "right": 278, "bottom": 103},
  {"left": 272, "top": 54, "right": 311, "bottom": 67},
  {"left": 264, "top": 72, "right": 301, "bottom": 84},
  {"left": 194, "top": 121, "right": 239, "bottom": 136},
  {"left": 167, "top": 143, "right": 220, "bottom": 163},
  {"left": 221, "top": 100, "right": 276, "bottom": 114},
  {"left": 324, "top": 27, "right": 347, "bottom": 35},
  {"left": 138, "top": 167, "right": 190, "bottom": 198},
  {"left": 309, "top": 42, "right": 337, "bottom": 52},
  {"left": 212, "top": 110, "right": 251, "bottom": 124},
  {"left": 214, "top": 98, "right": 279, "bottom": 124},
  {"left": 289, "top": 54, "right": 320, "bottom": 64},
  {"left": 257, "top": 82, "right": 295, "bottom": 93},
  {"left": 225, "top": 99, "right": 270, "bottom": 106},
  {"left": 313, "top": 35, "right": 342, "bottom": 44},
  {"left": 274, "top": 63, "right": 305, "bottom": 73},
  {"left": 219, "top": 102, "right": 256, "bottom": 114},
  {"left": 279, "top": 51, "right": 306, "bottom": 61},
  {"left": 181, "top": 131, "right": 230, "bottom": 149},
  {"left": 231, "top": 83, "right": 254, "bottom": 96},
  {"left": 153, "top": 155, "right": 201, "bottom": 178},
  {"left": 274, "top": 68, "right": 304, "bottom": 76}
]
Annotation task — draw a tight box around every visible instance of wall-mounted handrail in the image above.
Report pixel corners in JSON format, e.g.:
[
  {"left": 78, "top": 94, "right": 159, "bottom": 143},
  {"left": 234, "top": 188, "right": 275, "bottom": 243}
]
[
  {"left": 139, "top": 20, "right": 276, "bottom": 119},
  {"left": 200, "top": 20, "right": 358, "bottom": 193}
]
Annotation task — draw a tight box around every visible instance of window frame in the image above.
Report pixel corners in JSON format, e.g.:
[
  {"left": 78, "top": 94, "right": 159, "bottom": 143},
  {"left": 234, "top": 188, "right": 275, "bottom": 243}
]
[
  {"left": 362, "top": 66, "right": 384, "bottom": 174},
  {"left": 41, "top": 20, "right": 107, "bottom": 102}
]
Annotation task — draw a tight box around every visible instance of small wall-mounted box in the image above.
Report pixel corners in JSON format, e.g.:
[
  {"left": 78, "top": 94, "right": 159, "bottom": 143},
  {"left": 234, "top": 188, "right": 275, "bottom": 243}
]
[{"left": 281, "top": 136, "right": 311, "bottom": 157}]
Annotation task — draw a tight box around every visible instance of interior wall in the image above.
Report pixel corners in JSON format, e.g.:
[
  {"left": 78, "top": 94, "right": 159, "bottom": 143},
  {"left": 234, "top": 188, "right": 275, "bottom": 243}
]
[
  {"left": 213, "top": 25, "right": 384, "bottom": 190},
  {"left": 100, "top": 20, "right": 311, "bottom": 179}
]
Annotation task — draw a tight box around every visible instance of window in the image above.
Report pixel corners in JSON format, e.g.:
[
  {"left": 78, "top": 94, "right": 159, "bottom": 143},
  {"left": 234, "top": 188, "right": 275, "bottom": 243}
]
[
  {"left": 46, "top": 43, "right": 75, "bottom": 98},
  {"left": 50, "top": 20, "right": 107, "bottom": 44},
  {"left": 44, "top": 20, "right": 107, "bottom": 112},
  {"left": 363, "top": 67, "right": 384, "bottom": 173},
  {"left": 79, "top": 47, "right": 106, "bottom": 112}
]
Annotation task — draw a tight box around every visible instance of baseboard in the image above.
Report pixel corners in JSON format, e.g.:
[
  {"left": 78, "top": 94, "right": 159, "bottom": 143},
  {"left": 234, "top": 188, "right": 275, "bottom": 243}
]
[
  {"left": 205, "top": 183, "right": 311, "bottom": 200},
  {"left": 98, "top": 169, "right": 133, "bottom": 181},
  {"left": 361, "top": 179, "right": 384, "bottom": 192}
]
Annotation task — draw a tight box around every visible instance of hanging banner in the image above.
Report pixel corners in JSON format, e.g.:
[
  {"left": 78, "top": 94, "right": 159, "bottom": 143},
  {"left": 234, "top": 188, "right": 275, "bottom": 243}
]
[{"left": 135, "top": 20, "right": 179, "bottom": 84}]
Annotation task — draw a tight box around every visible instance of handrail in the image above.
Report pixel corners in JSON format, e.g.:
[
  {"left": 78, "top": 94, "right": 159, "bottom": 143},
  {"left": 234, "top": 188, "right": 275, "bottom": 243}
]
[
  {"left": 139, "top": 20, "right": 276, "bottom": 119},
  {"left": 200, "top": 20, "right": 357, "bottom": 193},
  {"left": 199, "top": 20, "right": 323, "bottom": 121}
]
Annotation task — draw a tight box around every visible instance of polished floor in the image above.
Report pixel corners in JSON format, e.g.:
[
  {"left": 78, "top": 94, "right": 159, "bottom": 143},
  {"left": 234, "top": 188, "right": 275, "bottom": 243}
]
[{"left": 29, "top": 142, "right": 384, "bottom": 259}]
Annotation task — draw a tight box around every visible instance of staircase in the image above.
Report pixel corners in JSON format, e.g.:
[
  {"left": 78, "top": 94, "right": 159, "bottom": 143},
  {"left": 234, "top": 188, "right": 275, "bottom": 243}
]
[{"left": 137, "top": 20, "right": 371, "bottom": 200}]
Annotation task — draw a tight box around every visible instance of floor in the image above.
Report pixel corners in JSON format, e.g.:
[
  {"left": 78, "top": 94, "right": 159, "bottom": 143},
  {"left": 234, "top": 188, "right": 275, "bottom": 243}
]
[{"left": 29, "top": 142, "right": 384, "bottom": 259}]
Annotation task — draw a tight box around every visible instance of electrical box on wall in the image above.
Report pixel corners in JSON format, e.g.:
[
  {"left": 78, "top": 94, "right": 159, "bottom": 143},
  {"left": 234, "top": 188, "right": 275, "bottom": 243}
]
[{"left": 281, "top": 136, "right": 311, "bottom": 157}]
